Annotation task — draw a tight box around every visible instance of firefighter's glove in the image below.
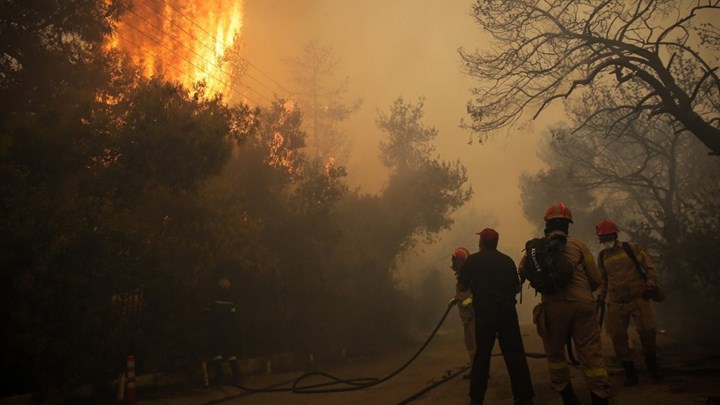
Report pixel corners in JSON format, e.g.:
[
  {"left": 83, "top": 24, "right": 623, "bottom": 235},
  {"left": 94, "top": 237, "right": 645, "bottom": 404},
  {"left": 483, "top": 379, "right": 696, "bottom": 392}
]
[
  {"left": 642, "top": 285, "right": 657, "bottom": 300},
  {"left": 461, "top": 297, "right": 473, "bottom": 307}
]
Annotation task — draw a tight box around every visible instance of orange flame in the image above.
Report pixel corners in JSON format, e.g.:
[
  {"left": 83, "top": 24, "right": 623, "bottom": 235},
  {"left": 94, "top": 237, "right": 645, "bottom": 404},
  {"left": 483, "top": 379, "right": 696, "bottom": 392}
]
[{"left": 112, "top": 0, "right": 244, "bottom": 99}]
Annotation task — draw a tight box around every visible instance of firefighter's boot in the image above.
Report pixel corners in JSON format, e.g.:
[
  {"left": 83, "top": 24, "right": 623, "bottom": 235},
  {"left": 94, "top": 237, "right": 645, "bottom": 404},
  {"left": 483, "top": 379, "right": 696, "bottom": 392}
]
[
  {"left": 559, "top": 382, "right": 581, "bottom": 405},
  {"left": 622, "top": 361, "right": 639, "bottom": 386},
  {"left": 645, "top": 352, "right": 662, "bottom": 381},
  {"left": 591, "top": 393, "right": 609, "bottom": 405}
]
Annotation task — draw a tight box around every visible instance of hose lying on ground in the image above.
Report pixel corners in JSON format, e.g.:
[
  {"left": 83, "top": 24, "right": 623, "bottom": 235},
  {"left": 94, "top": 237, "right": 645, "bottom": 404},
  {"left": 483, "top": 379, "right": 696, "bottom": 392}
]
[
  {"left": 395, "top": 364, "right": 470, "bottom": 405},
  {"left": 204, "top": 301, "right": 547, "bottom": 404}
]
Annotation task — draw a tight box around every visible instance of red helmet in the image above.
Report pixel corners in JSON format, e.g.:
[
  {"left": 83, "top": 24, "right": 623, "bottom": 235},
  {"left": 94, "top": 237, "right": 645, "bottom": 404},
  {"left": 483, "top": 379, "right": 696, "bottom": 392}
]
[
  {"left": 596, "top": 219, "right": 619, "bottom": 236},
  {"left": 544, "top": 203, "right": 573, "bottom": 223},
  {"left": 452, "top": 247, "right": 470, "bottom": 261}
]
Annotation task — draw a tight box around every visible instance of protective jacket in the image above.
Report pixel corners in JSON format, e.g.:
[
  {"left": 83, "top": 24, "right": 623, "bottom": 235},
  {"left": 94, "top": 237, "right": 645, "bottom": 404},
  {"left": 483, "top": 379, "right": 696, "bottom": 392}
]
[
  {"left": 453, "top": 284, "right": 474, "bottom": 321},
  {"left": 597, "top": 241, "right": 657, "bottom": 303},
  {"left": 523, "top": 230, "right": 610, "bottom": 399},
  {"left": 453, "top": 281, "right": 476, "bottom": 362}
]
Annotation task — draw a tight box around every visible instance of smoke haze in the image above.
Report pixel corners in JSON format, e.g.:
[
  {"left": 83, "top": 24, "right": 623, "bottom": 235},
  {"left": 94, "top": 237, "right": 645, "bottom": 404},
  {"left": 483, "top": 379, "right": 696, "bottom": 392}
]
[{"left": 240, "top": 0, "right": 563, "bottom": 322}]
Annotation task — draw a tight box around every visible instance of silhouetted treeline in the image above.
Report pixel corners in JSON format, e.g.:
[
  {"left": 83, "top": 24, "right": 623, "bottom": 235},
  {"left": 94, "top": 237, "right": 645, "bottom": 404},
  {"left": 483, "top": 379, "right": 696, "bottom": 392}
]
[{"left": 0, "top": 2, "right": 471, "bottom": 399}]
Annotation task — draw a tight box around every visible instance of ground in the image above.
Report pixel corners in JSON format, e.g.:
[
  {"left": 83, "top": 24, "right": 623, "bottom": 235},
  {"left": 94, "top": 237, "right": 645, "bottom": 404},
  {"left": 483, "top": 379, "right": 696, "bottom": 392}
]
[{"left": 139, "top": 320, "right": 720, "bottom": 405}]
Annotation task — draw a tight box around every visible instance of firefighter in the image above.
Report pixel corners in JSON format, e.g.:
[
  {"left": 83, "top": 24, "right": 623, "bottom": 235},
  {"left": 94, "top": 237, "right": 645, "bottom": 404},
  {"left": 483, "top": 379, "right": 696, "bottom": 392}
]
[
  {"left": 595, "top": 219, "right": 662, "bottom": 385},
  {"left": 206, "top": 277, "right": 242, "bottom": 386},
  {"left": 525, "top": 203, "right": 611, "bottom": 405},
  {"left": 450, "top": 247, "right": 476, "bottom": 378},
  {"left": 457, "top": 228, "right": 534, "bottom": 405}
]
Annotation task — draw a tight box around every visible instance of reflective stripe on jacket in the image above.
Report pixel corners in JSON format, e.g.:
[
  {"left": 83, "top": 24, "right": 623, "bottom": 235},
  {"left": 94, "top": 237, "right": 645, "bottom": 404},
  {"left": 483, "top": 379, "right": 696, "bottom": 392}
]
[{"left": 598, "top": 241, "right": 657, "bottom": 303}]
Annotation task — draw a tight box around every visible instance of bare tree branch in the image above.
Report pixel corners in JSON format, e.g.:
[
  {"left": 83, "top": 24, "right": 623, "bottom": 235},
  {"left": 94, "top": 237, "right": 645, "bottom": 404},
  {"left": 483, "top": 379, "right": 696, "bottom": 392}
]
[{"left": 462, "top": 0, "right": 720, "bottom": 155}]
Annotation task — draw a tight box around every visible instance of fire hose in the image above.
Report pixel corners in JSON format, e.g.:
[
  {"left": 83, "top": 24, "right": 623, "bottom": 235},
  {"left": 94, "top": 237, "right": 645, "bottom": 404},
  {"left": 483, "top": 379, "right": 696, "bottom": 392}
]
[{"left": 204, "top": 300, "right": 547, "bottom": 404}]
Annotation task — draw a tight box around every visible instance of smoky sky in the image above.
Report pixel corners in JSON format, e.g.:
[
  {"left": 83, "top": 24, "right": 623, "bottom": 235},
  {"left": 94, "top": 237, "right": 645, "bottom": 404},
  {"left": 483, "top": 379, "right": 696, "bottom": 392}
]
[{"left": 241, "top": 0, "right": 566, "bottom": 318}]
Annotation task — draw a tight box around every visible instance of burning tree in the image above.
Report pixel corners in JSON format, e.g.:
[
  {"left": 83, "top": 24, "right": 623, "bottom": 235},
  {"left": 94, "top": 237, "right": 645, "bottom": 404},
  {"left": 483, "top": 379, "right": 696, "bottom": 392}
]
[
  {"left": 460, "top": 0, "right": 720, "bottom": 155},
  {"left": 112, "top": 0, "right": 246, "bottom": 100},
  {"left": 0, "top": 1, "right": 474, "bottom": 399}
]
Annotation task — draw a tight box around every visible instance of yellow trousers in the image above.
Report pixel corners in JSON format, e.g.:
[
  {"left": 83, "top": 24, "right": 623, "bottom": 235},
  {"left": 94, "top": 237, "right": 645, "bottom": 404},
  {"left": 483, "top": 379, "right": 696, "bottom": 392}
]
[
  {"left": 534, "top": 301, "right": 610, "bottom": 398},
  {"left": 605, "top": 298, "right": 656, "bottom": 361}
]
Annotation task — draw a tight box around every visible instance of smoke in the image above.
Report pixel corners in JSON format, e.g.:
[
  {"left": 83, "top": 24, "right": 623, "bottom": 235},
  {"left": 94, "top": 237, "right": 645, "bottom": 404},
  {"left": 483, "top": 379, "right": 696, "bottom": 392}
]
[{"left": 239, "top": 1, "right": 558, "bottom": 327}]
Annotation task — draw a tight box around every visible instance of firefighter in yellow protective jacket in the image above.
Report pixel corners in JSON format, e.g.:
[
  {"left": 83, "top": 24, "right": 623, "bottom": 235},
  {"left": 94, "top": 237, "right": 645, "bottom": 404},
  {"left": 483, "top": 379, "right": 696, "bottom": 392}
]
[
  {"left": 450, "top": 247, "right": 475, "bottom": 376},
  {"left": 595, "top": 219, "right": 662, "bottom": 386},
  {"left": 522, "top": 203, "right": 611, "bottom": 405}
]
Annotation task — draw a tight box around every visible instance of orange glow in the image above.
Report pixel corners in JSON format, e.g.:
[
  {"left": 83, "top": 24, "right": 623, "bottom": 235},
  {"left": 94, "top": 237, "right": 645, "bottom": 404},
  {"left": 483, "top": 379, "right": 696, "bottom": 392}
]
[
  {"left": 112, "top": 0, "right": 244, "bottom": 98},
  {"left": 325, "top": 156, "right": 335, "bottom": 174},
  {"left": 265, "top": 103, "right": 300, "bottom": 174}
]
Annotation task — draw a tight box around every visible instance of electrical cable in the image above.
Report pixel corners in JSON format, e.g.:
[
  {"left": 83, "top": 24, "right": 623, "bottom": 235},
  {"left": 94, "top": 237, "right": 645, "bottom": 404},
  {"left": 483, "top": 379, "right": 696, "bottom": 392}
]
[
  {"left": 135, "top": 0, "right": 280, "bottom": 100},
  {"left": 116, "top": 20, "right": 263, "bottom": 105},
  {"left": 123, "top": 7, "right": 271, "bottom": 103},
  {"left": 152, "top": 0, "right": 293, "bottom": 96}
]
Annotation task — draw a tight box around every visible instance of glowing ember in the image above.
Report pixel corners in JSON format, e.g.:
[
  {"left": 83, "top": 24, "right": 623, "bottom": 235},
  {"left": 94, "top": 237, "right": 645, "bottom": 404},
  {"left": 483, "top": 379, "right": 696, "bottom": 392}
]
[
  {"left": 325, "top": 156, "right": 335, "bottom": 174},
  {"left": 112, "top": 0, "right": 244, "bottom": 98}
]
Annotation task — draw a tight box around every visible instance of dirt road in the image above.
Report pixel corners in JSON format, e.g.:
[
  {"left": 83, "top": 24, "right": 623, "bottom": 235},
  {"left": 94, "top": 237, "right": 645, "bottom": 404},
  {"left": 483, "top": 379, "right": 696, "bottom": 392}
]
[{"left": 142, "top": 320, "right": 720, "bottom": 405}]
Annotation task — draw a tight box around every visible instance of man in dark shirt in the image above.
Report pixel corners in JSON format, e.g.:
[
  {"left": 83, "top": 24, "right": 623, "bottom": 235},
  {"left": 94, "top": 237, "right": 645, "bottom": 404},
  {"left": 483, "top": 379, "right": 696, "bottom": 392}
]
[{"left": 457, "top": 228, "right": 534, "bottom": 405}]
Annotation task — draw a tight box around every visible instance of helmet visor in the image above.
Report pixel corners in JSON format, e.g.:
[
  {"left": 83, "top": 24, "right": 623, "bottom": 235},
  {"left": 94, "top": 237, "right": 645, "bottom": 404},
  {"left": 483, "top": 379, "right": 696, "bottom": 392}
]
[{"left": 597, "top": 233, "right": 617, "bottom": 243}]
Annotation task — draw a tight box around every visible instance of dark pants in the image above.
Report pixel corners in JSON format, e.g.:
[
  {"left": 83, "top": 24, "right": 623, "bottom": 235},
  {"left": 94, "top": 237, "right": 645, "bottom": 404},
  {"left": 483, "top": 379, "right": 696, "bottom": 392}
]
[
  {"left": 470, "top": 299, "right": 534, "bottom": 403},
  {"left": 209, "top": 333, "right": 240, "bottom": 384},
  {"left": 210, "top": 333, "right": 236, "bottom": 360}
]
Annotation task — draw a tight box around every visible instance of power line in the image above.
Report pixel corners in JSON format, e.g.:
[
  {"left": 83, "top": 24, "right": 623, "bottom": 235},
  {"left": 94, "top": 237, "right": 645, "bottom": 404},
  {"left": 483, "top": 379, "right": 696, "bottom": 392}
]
[
  {"left": 118, "top": 20, "right": 263, "bottom": 105},
  {"left": 117, "top": 31, "right": 261, "bottom": 105},
  {"left": 125, "top": 7, "right": 271, "bottom": 104},
  {"left": 152, "top": 0, "right": 294, "bottom": 96},
  {"left": 135, "top": 0, "right": 279, "bottom": 101},
  {"left": 150, "top": 0, "right": 284, "bottom": 92},
  {"left": 244, "top": 58, "right": 293, "bottom": 97},
  {"left": 150, "top": 0, "right": 292, "bottom": 96}
]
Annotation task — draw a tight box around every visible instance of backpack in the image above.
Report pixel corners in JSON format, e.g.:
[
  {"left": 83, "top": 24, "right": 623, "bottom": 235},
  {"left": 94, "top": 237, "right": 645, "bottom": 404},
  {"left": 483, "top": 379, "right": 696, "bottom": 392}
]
[{"left": 519, "top": 235, "right": 576, "bottom": 294}]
